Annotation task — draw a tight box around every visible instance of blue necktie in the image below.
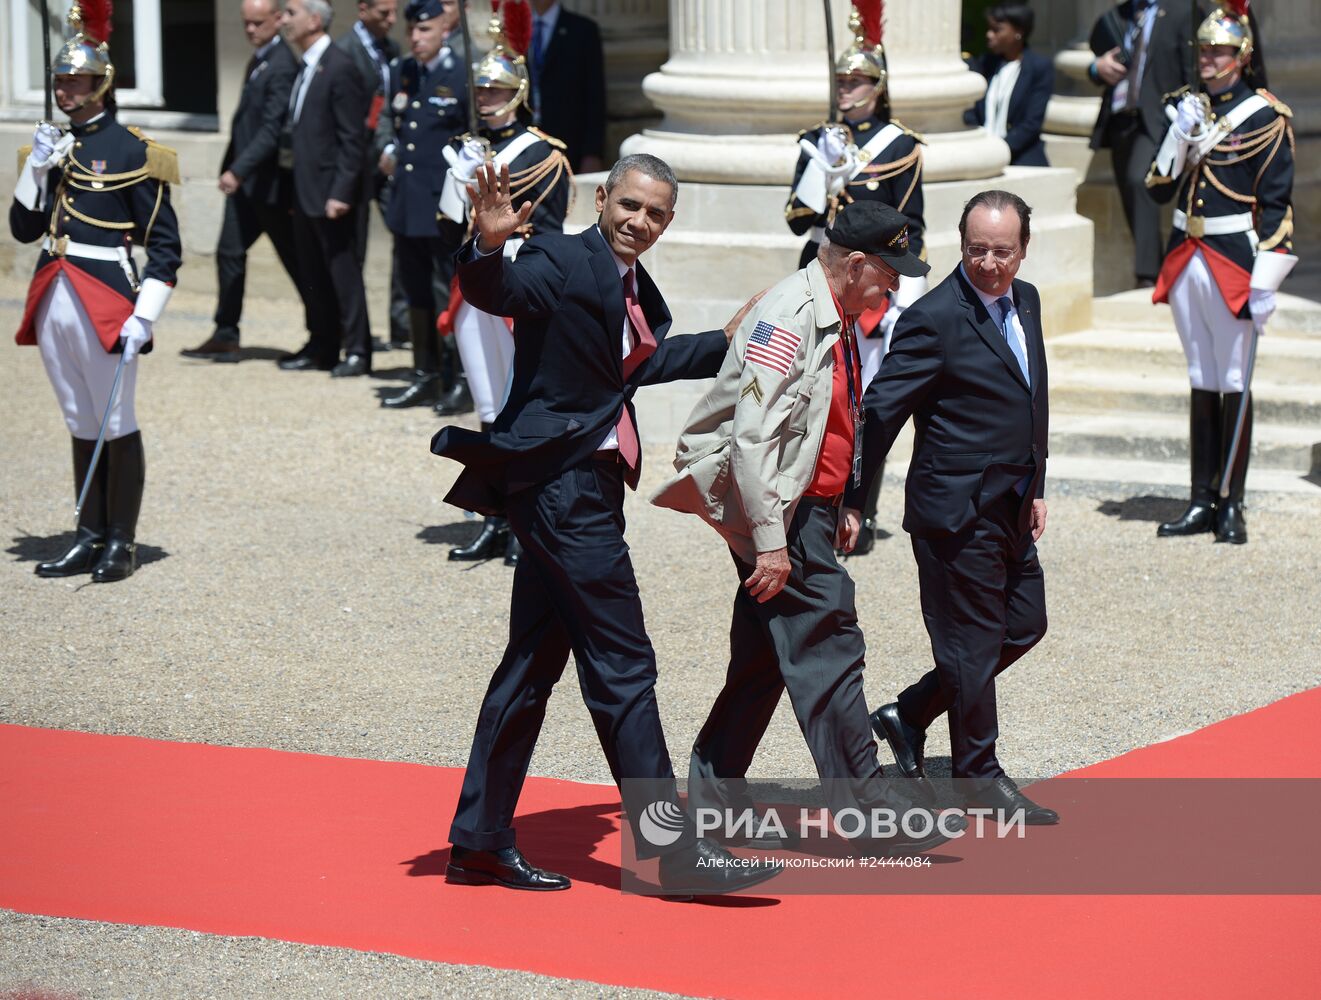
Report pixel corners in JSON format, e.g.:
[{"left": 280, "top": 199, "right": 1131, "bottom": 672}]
[{"left": 996, "top": 295, "right": 1029, "bottom": 386}]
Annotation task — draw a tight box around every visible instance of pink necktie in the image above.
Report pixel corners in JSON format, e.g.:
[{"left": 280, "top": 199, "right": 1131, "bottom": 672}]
[{"left": 615, "top": 269, "right": 657, "bottom": 468}]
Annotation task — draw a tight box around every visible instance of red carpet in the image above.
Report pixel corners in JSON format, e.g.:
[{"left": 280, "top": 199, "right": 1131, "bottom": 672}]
[{"left": 3, "top": 687, "right": 1320, "bottom": 998}]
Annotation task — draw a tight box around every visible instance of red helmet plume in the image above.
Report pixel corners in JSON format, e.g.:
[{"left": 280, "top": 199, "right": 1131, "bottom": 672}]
[
  {"left": 75, "top": 0, "right": 114, "bottom": 46},
  {"left": 502, "top": 0, "right": 532, "bottom": 57}
]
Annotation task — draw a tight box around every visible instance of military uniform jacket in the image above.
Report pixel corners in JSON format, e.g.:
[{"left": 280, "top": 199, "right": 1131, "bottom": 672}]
[
  {"left": 785, "top": 113, "right": 926, "bottom": 269},
  {"left": 465, "top": 121, "right": 571, "bottom": 238},
  {"left": 376, "top": 46, "right": 468, "bottom": 238},
  {"left": 651, "top": 260, "right": 847, "bottom": 560},
  {"left": 1148, "top": 80, "right": 1295, "bottom": 317},
  {"left": 10, "top": 110, "right": 182, "bottom": 353}
]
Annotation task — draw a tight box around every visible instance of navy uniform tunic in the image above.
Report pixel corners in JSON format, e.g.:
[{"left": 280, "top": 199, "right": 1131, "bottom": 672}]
[
  {"left": 1149, "top": 80, "right": 1295, "bottom": 318},
  {"left": 469, "top": 119, "right": 570, "bottom": 238},
  {"left": 784, "top": 113, "right": 926, "bottom": 271},
  {"left": 10, "top": 109, "right": 182, "bottom": 352}
]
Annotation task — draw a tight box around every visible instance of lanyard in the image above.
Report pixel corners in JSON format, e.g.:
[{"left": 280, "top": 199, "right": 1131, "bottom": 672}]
[{"left": 828, "top": 287, "right": 865, "bottom": 487}]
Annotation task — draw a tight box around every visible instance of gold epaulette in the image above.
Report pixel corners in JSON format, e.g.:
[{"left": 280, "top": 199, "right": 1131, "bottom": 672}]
[
  {"left": 17, "top": 144, "right": 32, "bottom": 174},
  {"left": 1162, "top": 84, "right": 1194, "bottom": 104},
  {"left": 528, "top": 127, "right": 567, "bottom": 151},
  {"left": 785, "top": 204, "right": 816, "bottom": 221},
  {"left": 890, "top": 118, "right": 927, "bottom": 145},
  {"left": 126, "top": 126, "right": 181, "bottom": 184},
  {"left": 1256, "top": 88, "right": 1293, "bottom": 118}
]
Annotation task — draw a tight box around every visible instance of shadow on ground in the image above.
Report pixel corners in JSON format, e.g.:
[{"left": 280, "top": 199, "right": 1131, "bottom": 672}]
[
  {"left": 8, "top": 531, "right": 169, "bottom": 569},
  {"left": 1095, "top": 495, "right": 1186, "bottom": 523}
]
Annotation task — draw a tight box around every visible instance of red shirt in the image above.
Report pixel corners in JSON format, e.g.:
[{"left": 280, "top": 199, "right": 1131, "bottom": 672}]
[{"left": 804, "top": 292, "right": 862, "bottom": 498}]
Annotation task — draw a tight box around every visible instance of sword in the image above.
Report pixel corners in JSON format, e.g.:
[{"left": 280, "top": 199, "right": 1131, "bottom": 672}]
[
  {"left": 457, "top": 0, "right": 480, "bottom": 136},
  {"left": 75, "top": 351, "right": 128, "bottom": 518},
  {"left": 824, "top": 0, "right": 839, "bottom": 122},
  {"left": 42, "top": 0, "right": 53, "bottom": 122},
  {"left": 1218, "top": 325, "right": 1256, "bottom": 500}
]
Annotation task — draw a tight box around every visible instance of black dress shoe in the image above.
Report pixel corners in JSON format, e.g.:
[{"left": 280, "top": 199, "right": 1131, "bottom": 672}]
[
  {"left": 180, "top": 336, "right": 240, "bottom": 360},
  {"left": 966, "top": 774, "right": 1059, "bottom": 825},
  {"left": 445, "top": 846, "right": 570, "bottom": 891},
  {"left": 1157, "top": 501, "right": 1217, "bottom": 537},
  {"left": 1214, "top": 501, "right": 1248, "bottom": 544},
  {"left": 850, "top": 518, "right": 879, "bottom": 556},
  {"left": 381, "top": 373, "right": 440, "bottom": 409},
  {"left": 35, "top": 540, "right": 104, "bottom": 577},
  {"left": 91, "top": 539, "right": 137, "bottom": 583},
  {"left": 331, "top": 354, "right": 369, "bottom": 378},
  {"left": 434, "top": 379, "right": 474, "bottom": 416},
  {"left": 503, "top": 532, "right": 522, "bottom": 567},
  {"left": 871, "top": 703, "right": 936, "bottom": 803},
  {"left": 450, "top": 517, "right": 508, "bottom": 561},
  {"left": 657, "top": 838, "right": 783, "bottom": 897},
  {"left": 278, "top": 354, "right": 325, "bottom": 372},
  {"left": 855, "top": 806, "right": 967, "bottom": 857}
]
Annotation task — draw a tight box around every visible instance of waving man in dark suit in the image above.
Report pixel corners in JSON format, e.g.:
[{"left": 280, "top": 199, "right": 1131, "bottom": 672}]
[
  {"left": 432, "top": 154, "right": 779, "bottom": 897},
  {"left": 844, "top": 190, "right": 1059, "bottom": 825}
]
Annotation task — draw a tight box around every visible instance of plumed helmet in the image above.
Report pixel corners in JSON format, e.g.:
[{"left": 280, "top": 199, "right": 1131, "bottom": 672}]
[
  {"left": 835, "top": 0, "right": 887, "bottom": 91},
  {"left": 473, "top": 1, "right": 530, "bottom": 118},
  {"left": 52, "top": 0, "right": 116, "bottom": 96},
  {"left": 1197, "top": 1, "right": 1253, "bottom": 68}
]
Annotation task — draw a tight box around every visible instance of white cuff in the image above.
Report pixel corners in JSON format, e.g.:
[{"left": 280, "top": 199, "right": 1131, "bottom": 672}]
[
  {"left": 1249, "top": 251, "right": 1298, "bottom": 292},
  {"left": 14, "top": 157, "right": 46, "bottom": 211},
  {"left": 133, "top": 278, "right": 173, "bottom": 322}
]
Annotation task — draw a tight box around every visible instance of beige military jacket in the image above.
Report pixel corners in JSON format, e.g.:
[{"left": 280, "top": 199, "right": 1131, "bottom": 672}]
[{"left": 650, "top": 259, "right": 844, "bottom": 561}]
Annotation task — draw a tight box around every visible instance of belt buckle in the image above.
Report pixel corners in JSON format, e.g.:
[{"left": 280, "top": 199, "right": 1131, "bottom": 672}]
[
  {"left": 1186, "top": 216, "right": 1205, "bottom": 239},
  {"left": 50, "top": 234, "right": 69, "bottom": 257}
]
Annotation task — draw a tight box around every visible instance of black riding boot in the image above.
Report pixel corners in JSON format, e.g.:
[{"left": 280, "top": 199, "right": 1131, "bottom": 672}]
[
  {"left": 36, "top": 436, "right": 107, "bottom": 577},
  {"left": 92, "top": 431, "right": 144, "bottom": 583},
  {"left": 382, "top": 308, "right": 442, "bottom": 408},
  {"left": 434, "top": 337, "right": 474, "bottom": 416},
  {"left": 848, "top": 459, "right": 886, "bottom": 556},
  {"left": 1158, "top": 390, "right": 1221, "bottom": 537},
  {"left": 504, "top": 531, "right": 522, "bottom": 567},
  {"left": 1215, "top": 391, "right": 1252, "bottom": 544},
  {"left": 450, "top": 516, "right": 509, "bottom": 561}
]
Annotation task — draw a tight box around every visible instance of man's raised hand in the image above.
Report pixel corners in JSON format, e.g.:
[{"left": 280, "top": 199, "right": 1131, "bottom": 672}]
[{"left": 471, "top": 162, "right": 533, "bottom": 254}]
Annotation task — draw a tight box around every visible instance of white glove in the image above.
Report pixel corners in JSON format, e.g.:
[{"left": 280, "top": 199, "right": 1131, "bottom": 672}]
[
  {"left": 816, "top": 126, "right": 849, "bottom": 167},
  {"left": 1248, "top": 288, "right": 1276, "bottom": 329},
  {"left": 119, "top": 316, "right": 153, "bottom": 362},
  {"left": 1174, "top": 93, "right": 1205, "bottom": 139},
  {"left": 31, "top": 123, "right": 62, "bottom": 164},
  {"left": 451, "top": 138, "right": 488, "bottom": 187}
]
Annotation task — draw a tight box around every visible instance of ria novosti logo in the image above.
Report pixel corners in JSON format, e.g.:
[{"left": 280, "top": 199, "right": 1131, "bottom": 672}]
[{"left": 638, "top": 800, "right": 688, "bottom": 847}]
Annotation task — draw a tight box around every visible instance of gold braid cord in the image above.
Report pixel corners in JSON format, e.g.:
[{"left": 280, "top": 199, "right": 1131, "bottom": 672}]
[
  {"left": 468, "top": 148, "right": 571, "bottom": 239},
  {"left": 837, "top": 146, "right": 923, "bottom": 219},
  {"left": 1185, "top": 116, "right": 1294, "bottom": 249}
]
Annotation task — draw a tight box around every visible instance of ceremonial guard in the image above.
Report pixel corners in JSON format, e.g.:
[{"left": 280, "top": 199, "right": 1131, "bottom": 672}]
[
  {"left": 784, "top": 0, "right": 927, "bottom": 554},
  {"left": 1146, "top": 1, "right": 1295, "bottom": 545},
  {"left": 437, "top": 0, "right": 572, "bottom": 565},
  {"left": 375, "top": 0, "right": 471, "bottom": 412},
  {"left": 10, "top": 1, "right": 182, "bottom": 583}
]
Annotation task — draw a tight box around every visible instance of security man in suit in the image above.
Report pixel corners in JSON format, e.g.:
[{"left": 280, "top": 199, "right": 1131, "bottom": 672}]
[
  {"left": 1146, "top": 4, "right": 1295, "bottom": 545},
  {"left": 652, "top": 203, "right": 964, "bottom": 856},
  {"left": 845, "top": 191, "right": 1059, "bottom": 825},
  {"left": 277, "top": 0, "right": 374, "bottom": 378},
  {"left": 437, "top": 0, "right": 572, "bottom": 564},
  {"left": 785, "top": 2, "right": 927, "bottom": 554},
  {"left": 184, "top": 0, "right": 302, "bottom": 362},
  {"left": 375, "top": 0, "right": 470, "bottom": 411},
  {"left": 10, "top": 0, "right": 182, "bottom": 583},
  {"left": 525, "top": 0, "right": 606, "bottom": 172},
  {"left": 432, "top": 154, "right": 779, "bottom": 896}
]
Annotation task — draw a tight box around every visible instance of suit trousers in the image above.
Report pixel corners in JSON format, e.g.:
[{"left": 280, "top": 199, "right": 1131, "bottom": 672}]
[
  {"left": 1107, "top": 114, "right": 1164, "bottom": 283},
  {"left": 213, "top": 188, "right": 301, "bottom": 342},
  {"left": 687, "top": 501, "right": 904, "bottom": 822},
  {"left": 898, "top": 492, "right": 1047, "bottom": 780},
  {"left": 292, "top": 208, "right": 372, "bottom": 365},
  {"left": 448, "top": 456, "right": 694, "bottom": 860}
]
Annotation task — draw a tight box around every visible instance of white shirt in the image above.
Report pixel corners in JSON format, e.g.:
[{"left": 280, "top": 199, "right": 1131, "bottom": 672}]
[
  {"left": 960, "top": 263, "right": 1029, "bottom": 386},
  {"left": 291, "top": 33, "right": 332, "bottom": 124},
  {"left": 984, "top": 57, "right": 1022, "bottom": 140},
  {"left": 1111, "top": 0, "right": 1158, "bottom": 113},
  {"left": 250, "top": 35, "right": 282, "bottom": 80},
  {"left": 596, "top": 225, "right": 637, "bottom": 452},
  {"left": 352, "top": 19, "right": 390, "bottom": 97}
]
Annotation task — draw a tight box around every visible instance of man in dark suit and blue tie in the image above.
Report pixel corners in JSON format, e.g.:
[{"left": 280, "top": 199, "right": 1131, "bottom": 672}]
[
  {"left": 526, "top": 0, "right": 607, "bottom": 172},
  {"left": 844, "top": 190, "right": 1060, "bottom": 825},
  {"left": 432, "top": 154, "right": 780, "bottom": 896},
  {"left": 185, "top": 0, "right": 303, "bottom": 361}
]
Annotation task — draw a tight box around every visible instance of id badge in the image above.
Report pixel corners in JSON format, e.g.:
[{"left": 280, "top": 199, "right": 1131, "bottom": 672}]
[{"left": 851, "top": 415, "right": 864, "bottom": 488}]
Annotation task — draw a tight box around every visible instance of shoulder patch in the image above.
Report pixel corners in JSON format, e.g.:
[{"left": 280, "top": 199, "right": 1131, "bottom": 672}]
[
  {"left": 1256, "top": 88, "right": 1292, "bottom": 118},
  {"left": 890, "top": 118, "right": 927, "bottom": 144},
  {"left": 528, "top": 127, "right": 567, "bottom": 151},
  {"left": 17, "top": 144, "right": 32, "bottom": 174},
  {"left": 132, "top": 133, "right": 181, "bottom": 185}
]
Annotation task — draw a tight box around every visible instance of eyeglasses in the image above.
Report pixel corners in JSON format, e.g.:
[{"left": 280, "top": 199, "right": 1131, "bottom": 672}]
[{"left": 963, "top": 245, "right": 1020, "bottom": 262}]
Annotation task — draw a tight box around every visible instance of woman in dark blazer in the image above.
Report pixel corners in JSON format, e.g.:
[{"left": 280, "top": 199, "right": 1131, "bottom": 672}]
[{"left": 964, "top": 3, "right": 1055, "bottom": 167}]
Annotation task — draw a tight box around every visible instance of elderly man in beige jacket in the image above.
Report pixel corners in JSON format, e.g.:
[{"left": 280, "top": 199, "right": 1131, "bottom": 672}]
[{"left": 652, "top": 202, "right": 960, "bottom": 855}]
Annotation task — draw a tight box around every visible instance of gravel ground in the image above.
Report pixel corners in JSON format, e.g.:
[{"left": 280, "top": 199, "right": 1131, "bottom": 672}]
[{"left": 2, "top": 249, "right": 1319, "bottom": 998}]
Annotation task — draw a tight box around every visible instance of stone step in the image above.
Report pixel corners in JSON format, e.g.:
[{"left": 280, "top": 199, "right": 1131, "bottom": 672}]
[
  {"left": 1049, "top": 366, "right": 1321, "bottom": 426},
  {"left": 1046, "top": 329, "right": 1321, "bottom": 386},
  {"left": 1044, "top": 455, "right": 1321, "bottom": 497},
  {"left": 1091, "top": 288, "right": 1321, "bottom": 338},
  {"left": 1049, "top": 411, "right": 1321, "bottom": 474}
]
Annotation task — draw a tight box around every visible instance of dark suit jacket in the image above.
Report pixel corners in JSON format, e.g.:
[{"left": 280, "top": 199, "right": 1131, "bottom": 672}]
[
  {"left": 532, "top": 9, "right": 606, "bottom": 171},
  {"left": 845, "top": 266, "right": 1049, "bottom": 540},
  {"left": 222, "top": 36, "right": 299, "bottom": 206},
  {"left": 432, "top": 226, "right": 728, "bottom": 515},
  {"left": 964, "top": 48, "right": 1055, "bottom": 167},
  {"left": 290, "top": 42, "right": 370, "bottom": 218}
]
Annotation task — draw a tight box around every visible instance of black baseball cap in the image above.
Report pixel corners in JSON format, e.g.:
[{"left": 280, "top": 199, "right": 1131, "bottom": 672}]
[{"left": 825, "top": 201, "right": 930, "bottom": 278}]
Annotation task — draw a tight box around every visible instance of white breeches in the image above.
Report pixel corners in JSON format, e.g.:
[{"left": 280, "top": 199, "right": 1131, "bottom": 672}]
[
  {"left": 858, "top": 330, "right": 887, "bottom": 390},
  {"left": 37, "top": 274, "right": 139, "bottom": 439},
  {"left": 1169, "top": 249, "right": 1253, "bottom": 393},
  {"left": 453, "top": 301, "right": 515, "bottom": 424}
]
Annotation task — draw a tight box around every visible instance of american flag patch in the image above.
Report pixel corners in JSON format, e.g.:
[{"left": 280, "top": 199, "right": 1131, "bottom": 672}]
[{"left": 745, "top": 320, "right": 801, "bottom": 376}]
